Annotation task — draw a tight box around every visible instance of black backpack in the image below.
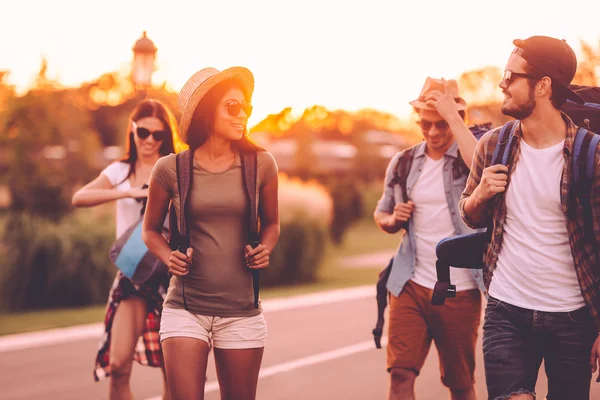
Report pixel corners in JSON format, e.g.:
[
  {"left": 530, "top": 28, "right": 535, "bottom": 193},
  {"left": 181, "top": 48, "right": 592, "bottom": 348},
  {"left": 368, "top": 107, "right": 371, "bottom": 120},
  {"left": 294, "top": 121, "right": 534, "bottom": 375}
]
[
  {"left": 169, "top": 149, "right": 261, "bottom": 311},
  {"left": 562, "top": 85, "right": 600, "bottom": 132},
  {"left": 431, "top": 117, "right": 600, "bottom": 306}
]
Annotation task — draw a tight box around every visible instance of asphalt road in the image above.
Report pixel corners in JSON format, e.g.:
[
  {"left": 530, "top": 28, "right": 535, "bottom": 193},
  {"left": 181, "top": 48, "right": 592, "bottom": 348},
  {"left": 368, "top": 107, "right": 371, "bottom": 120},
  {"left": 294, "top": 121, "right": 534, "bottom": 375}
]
[{"left": 1, "top": 287, "right": 599, "bottom": 400}]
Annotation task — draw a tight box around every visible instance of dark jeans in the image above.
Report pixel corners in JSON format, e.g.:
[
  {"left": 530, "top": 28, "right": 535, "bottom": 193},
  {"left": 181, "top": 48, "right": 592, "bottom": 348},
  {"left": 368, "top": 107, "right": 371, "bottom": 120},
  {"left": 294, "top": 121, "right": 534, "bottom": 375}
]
[{"left": 483, "top": 296, "right": 597, "bottom": 400}]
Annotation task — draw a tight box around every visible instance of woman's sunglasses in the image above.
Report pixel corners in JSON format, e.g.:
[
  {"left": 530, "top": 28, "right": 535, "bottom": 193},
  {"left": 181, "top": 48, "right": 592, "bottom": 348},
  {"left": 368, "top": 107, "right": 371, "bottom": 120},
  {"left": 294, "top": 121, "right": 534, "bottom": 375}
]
[
  {"left": 418, "top": 119, "right": 449, "bottom": 132},
  {"left": 225, "top": 100, "right": 253, "bottom": 118},
  {"left": 132, "top": 122, "right": 167, "bottom": 142}
]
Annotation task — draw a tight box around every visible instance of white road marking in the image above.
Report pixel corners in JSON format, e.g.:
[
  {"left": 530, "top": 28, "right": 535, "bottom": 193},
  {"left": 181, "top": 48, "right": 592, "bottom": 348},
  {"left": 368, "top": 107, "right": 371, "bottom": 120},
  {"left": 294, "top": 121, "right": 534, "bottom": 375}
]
[
  {"left": 0, "top": 285, "right": 373, "bottom": 353},
  {"left": 144, "top": 337, "right": 388, "bottom": 399},
  {"left": 0, "top": 323, "right": 104, "bottom": 353}
]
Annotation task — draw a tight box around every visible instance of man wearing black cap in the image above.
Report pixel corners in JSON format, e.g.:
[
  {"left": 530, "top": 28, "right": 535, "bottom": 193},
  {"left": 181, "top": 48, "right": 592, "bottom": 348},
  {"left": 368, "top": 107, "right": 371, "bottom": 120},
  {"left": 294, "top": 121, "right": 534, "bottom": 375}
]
[{"left": 459, "top": 36, "right": 600, "bottom": 400}]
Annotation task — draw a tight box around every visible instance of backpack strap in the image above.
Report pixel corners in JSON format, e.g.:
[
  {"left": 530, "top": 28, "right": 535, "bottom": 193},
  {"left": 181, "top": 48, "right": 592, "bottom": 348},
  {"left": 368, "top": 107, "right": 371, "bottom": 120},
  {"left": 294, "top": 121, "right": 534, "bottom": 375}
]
[
  {"left": 452, "top": 150, "right": 470, "bottom": 179},
  {"left": 174, "top": 149, "right": 193, "bottom": 310},
  {"left": 485, "top": 120, "right": 518, "bottom": 234},
  {"left": 581, "top": 102, "right": 600, "bottom": 110},
  {"left": 373, "top": 257, "right": 393, "bottom": 349},
  {"left": 572, "top": 127, "right": 599, "bottom": 182},
  {"left": 492, "top": 121, "right": 518, "bottom": 166},
  {"left": 397, "top": 147, "right": 415, "bottom": 203},
  {"left": 386, "top": 147, "right": 416, "bottom": 232},
  {"left": 240, "top": 151, "right": 260, "bottom": 308},
  {"left": 430, "top": 121, "right": 519, "bottom": 306},
  {"left": 483, "top": 120, "right": 518, "bottom": 240},
  {"left": 139, "top": 183, "right": 149, "bottom": 216},
  {"left": 572, "top": 128, "right": 600, "bottom": 243},
  {"left": 176, "top": 150, "right": 193, "bottom": 246}
]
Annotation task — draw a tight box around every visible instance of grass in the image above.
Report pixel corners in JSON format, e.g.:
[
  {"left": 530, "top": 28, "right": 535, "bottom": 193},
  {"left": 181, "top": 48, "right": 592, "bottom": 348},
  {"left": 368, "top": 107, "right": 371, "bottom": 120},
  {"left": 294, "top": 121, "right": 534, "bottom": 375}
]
[
  {"left": 0, "top": 218, "right": 400, "bottom": 336},
  {"left": 330, "top": 218, "right": 401, "bottom": 258},
  {"left": 0, "top": 305, "right": 107, "bottom": 336}
]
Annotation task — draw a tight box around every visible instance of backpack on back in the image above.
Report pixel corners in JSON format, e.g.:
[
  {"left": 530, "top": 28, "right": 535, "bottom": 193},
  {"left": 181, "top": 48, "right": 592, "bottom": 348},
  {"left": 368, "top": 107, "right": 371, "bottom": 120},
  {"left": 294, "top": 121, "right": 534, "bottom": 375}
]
[
  {"left": 562, "top": 84, "right": 600, "bottom": 132},
  {"left": 431, "top": 118, "right": 600, "bottom": 306},
  {"left": 169, "top": 149, "right": 261, "bottom": 311}
]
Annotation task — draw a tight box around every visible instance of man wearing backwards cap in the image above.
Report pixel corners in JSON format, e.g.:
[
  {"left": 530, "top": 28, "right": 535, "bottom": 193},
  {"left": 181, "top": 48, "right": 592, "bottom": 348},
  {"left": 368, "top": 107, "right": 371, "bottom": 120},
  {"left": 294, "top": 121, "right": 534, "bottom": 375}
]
[
  {"left": 375, "top": 77, "right": 485, "bottom": 400},
  {"left": 460, "top": 36, "right": 600, "bottom": 400}
]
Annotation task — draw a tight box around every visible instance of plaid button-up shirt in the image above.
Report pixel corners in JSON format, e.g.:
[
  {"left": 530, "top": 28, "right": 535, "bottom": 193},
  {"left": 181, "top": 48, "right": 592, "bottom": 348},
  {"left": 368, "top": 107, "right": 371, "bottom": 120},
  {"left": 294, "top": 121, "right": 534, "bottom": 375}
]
[{"left": 459, "top": 114, "right": 600, "bottom": 324}]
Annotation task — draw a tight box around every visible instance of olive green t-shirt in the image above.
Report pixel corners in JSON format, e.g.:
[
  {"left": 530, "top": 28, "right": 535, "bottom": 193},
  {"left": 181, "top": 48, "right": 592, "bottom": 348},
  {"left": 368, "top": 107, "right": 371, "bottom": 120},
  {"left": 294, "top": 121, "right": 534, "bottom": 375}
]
[{"left": 151, "top": 151, "right": 278, "bottom": 317}]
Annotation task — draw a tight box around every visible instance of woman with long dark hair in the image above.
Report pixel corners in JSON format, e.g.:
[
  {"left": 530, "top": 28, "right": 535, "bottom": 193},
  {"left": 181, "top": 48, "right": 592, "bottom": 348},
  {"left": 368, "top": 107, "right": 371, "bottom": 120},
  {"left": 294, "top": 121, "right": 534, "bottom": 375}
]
[
  {"left": 72, "top": 99, "right": 177, "bottom": 400},
  {"left": 142, "top": 67, "right": 280, "bottom": 400}
]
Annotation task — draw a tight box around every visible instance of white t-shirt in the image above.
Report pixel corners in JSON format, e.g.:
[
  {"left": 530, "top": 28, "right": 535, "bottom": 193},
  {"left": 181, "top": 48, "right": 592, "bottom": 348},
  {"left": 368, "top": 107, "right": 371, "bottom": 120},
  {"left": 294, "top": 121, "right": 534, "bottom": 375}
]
[
  {"left": 101, "top": 161, "right": 144, "bottom": 238},
  {"left": 489, "top": 139, "right": 585, "bottom": 312},
  {"left": 411, "top": 155, "right": 478, "bottom": 291}
]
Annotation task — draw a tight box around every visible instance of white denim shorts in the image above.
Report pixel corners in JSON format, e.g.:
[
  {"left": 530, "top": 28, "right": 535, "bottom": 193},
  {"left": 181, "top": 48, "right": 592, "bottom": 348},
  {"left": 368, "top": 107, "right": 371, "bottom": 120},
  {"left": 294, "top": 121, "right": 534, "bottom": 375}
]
[{"left": 160, "top": 307, "right": 267, "bottom": 349}]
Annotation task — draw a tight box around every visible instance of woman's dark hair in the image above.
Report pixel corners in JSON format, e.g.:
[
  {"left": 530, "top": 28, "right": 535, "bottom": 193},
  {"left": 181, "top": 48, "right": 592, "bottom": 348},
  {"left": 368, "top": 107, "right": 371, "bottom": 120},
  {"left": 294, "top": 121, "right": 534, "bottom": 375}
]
[
  {"left": 121, "top": 99, "right": 177, "bottom": 182},
  {"left": 187, "top": 79, "right": 264, "bottom": 153},
  {"left": 523, "top": 62, "right": 568, "bottom": 110}
]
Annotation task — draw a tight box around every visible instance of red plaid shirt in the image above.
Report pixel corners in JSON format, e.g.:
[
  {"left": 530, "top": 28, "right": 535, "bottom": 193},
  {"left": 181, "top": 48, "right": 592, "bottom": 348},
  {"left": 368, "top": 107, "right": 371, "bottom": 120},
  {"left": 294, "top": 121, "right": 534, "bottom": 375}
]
[
  {"left": 459, "top": 114, "right": 600, "bottom": 324},
  {"left": 94, "top": 272, "right": 167, "bottom": 381}
]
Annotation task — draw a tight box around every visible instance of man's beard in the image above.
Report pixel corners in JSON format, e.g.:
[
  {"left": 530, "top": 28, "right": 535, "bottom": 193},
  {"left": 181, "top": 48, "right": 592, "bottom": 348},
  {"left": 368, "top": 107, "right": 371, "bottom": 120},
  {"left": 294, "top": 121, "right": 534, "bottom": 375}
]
[
  {"left": 501, "top": 85, "right": 536, "bottom": 120},
  {"left": 426, "top": 132, "right": 452, "bottom": 150}
]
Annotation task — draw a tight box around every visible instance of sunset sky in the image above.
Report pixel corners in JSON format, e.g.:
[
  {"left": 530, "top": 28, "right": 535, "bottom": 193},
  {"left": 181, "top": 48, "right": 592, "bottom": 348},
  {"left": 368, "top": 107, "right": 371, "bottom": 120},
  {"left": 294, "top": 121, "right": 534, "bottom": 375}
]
[{"left": 2, "top": 0, "right": 599, "bottom": 124}]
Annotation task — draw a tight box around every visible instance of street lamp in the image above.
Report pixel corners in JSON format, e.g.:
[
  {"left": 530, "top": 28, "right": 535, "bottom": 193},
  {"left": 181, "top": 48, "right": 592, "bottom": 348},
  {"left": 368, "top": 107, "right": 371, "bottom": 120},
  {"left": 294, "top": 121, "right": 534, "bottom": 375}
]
[{"left": 131, "top": 31, "right": 157, "bottom": 89}]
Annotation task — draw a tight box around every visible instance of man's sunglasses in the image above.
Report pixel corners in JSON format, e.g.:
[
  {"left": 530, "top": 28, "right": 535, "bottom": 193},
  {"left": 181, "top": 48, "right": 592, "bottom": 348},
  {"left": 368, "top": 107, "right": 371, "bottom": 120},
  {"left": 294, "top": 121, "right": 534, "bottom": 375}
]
[
  {"left": 418, "top": 119, "right": 449, "bottom": 132},
  {"left": 225, "top": 100, "right": 253, "bottom": 118},
  {"left": 132, "top": 122, "right": 168, "bottom": 142},
  {"left": 502, "top": 70, "right": 541, "bottom": 86}
]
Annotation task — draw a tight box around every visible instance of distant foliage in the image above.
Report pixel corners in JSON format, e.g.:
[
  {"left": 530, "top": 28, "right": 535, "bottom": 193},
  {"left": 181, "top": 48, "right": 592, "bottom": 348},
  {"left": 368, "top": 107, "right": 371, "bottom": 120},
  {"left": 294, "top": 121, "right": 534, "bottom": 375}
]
[
  {"left": 262, "top": 176, "right": 332, "bottom": 286},
  {"left": 0, "top": 211, "right": 116, "bottom": 311}
]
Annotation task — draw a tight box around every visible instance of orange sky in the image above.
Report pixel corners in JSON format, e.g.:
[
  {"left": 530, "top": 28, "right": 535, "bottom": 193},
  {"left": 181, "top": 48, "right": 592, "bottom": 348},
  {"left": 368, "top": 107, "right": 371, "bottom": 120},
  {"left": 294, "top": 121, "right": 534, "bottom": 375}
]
[{"left": 2, "top": 0, "right": 599, "bottom": 123}]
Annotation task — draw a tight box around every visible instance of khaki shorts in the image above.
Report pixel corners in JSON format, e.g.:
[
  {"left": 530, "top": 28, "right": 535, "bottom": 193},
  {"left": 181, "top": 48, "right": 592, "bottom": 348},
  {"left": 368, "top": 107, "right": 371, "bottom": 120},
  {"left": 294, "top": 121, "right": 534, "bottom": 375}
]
[
  {"left": 160, "top": 307, "right": 267, "bottom": 349},
  {"left": 387, "top": 280, "right": 482, "bottom": 390}
]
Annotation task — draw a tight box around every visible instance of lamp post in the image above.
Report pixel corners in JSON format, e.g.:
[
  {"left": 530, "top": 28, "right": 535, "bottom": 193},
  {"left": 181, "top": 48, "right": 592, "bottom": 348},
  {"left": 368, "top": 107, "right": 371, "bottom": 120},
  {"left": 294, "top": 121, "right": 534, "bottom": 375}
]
[{"left": 131, "top": 31, "right": 157, "bottom": 92}]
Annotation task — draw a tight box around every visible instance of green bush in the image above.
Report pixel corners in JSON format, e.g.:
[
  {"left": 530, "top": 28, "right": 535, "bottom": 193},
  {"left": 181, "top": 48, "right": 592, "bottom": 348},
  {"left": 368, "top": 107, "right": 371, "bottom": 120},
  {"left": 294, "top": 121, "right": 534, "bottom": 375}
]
[
  {"left": 2, "top": 90, "right": 103, "bottom": 221},
  {"left": 326, "top": 180, "right": 364, "bottom": 244},
  {"left": 360, "top": 182, "right": 385, "bottom": 221},
  {"left": 262, "top": 217, "right": 328, "bottom": 286},
  {"left": 0, "top": 211, "right": 116, "bottom": 312},
  {"left": 0, "top": 172, "right": 336, "bottom": 310},
  {"left": 261, "top": 175, "right": 333, "bottom": 286},
  {"left": 0, "top": 207, "right": 331, "bottom": 310}
]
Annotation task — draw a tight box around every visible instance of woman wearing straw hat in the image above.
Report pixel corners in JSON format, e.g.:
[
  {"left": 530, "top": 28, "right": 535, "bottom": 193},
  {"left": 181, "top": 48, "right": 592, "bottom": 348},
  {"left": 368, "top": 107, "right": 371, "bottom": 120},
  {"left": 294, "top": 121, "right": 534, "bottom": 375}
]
[
  {"left": 73, "top": 99, "right": 178, "bottom": 399},
  {"left": 142, "top": 67, "right": 280, "bottom": 400}
]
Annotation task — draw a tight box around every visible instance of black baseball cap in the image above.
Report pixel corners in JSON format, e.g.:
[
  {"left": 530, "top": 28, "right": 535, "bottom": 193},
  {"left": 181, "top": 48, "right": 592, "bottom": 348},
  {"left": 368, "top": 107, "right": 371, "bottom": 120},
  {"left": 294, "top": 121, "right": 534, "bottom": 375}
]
[{"left": 512, "top": 36, "right": 584, "bottom": 104}]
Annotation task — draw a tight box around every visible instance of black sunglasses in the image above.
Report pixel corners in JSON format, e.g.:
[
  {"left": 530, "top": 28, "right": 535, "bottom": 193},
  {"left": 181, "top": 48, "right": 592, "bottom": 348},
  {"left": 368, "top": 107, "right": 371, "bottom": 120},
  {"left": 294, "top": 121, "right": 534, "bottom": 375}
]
[
  {"left": 502, "top": 70, "right": 541, "bottom": 86},
  {"left": 418, "top": 119, "right": 449, "bottom": 132},
  {"left": 225, "top": 100, "right": 253, "bottom": 118},
  {"left": 133, "top": 122, "right": 167, "bottom": 142}
]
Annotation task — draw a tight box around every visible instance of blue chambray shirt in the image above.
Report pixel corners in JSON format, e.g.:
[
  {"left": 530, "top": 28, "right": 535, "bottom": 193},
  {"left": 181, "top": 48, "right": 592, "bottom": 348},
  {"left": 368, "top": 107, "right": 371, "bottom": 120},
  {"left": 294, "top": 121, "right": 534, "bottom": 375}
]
[{"left": 376, "top": 141, "right": 487, "bottom": 297}]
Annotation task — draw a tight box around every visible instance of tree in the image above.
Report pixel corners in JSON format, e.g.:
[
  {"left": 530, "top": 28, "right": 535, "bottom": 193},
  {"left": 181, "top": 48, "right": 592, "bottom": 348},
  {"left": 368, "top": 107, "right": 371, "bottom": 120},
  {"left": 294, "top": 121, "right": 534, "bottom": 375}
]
[
  {"left": 458, "top": 66, "right": 503, "bottom": 106},
  {"left": 250, "top": 107, "right": 296, "bottom": 136},
  {"left": 573, "top": 39, "right": 600, "bottom": 86},
  {"left": 1, "top": 62, "right": 101, "bottom": 219},
  {"left": 0, "top": 61, "right": 187, "bottom": 220}
]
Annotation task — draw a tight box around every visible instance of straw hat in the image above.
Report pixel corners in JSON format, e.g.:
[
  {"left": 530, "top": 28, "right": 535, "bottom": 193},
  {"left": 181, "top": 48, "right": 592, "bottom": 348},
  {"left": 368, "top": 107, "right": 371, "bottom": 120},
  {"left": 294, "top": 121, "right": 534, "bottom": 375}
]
[
  {"left": 409, "top": 77, "right": 466, "bottom": 111},
  {"left": 177, "top": 66, "right": 254, "bottom": 144}
]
